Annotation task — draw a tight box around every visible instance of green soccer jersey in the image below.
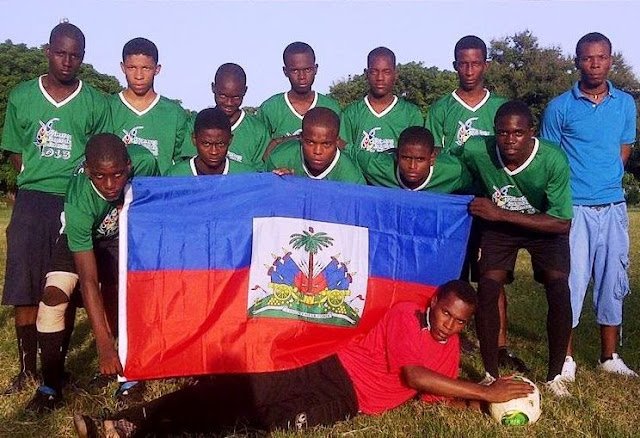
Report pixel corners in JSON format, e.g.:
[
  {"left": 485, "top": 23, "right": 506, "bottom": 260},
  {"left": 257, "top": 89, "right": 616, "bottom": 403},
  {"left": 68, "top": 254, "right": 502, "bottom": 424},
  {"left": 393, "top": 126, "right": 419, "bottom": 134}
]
[
  {"left": 353, "top": 148, "right": 472, "bottom": 193},
  {"left": 425, "top": 90, "right": 507, "bottom": 153},
  {"left": 457, "top": 136, "right": 573, "bottom": 219},
  {"left": 167, "top": 156, "right": 256, "bottom": 176},
  {"left": 340, "top": 96, "right": 424, "bottom": 153},
  {"left": 0, "top": 76, "right": 110, "bottom": 195},
  {"left": 180, "top": 110, "right": 270, "bottom": 170},
  {"left": 265, "top": 140, "right": 365, "bottom": 184},
  {"left": 257, "top": 92, "right": 342, "bottom": 138},
  {"left": 64, "top": 145, "right": 160, "bottom": 252},
  {"left": 109, "top": 92, "right": 189, "bottom": 175}
]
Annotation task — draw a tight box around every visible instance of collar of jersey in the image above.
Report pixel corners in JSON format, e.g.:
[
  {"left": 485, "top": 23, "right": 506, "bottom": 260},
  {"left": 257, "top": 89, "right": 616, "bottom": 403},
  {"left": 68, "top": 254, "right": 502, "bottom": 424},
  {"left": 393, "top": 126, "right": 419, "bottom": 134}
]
[
  {"left": 231, "top": 110, "right": 246, "bottom": 132},
  {"left": 284, "top": 91, "right": 318, "bottom": 120},
  {"left": 396, "top": 164, "right": 434, "bottom": 191},
  {"left": 301, "top": 147, "right": 340, "bottom": 179},
  {"left": 497, "top": 137, "right": 539, "bottom": 176},
  {"left": 39, "top": 75, "right": 83, "bottom": 108},
  {"left": 364, "top": 95, "right": 398, "bottom": 118},
  {"left": 119, "top": 91, "right": 161, "bottom": 117},
  {"left": 451, "top": 89, "right": 490, "bottom": 112},
  {"left": 190, "top": 156, "right": 229, "bottom": 176}
]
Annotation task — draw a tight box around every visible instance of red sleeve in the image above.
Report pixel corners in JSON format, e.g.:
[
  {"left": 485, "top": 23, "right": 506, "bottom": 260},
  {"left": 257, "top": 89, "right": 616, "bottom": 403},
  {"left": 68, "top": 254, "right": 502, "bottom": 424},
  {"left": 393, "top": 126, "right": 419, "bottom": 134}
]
[{"left": 385, "top": 303, "right": 426, "bottom": 372}]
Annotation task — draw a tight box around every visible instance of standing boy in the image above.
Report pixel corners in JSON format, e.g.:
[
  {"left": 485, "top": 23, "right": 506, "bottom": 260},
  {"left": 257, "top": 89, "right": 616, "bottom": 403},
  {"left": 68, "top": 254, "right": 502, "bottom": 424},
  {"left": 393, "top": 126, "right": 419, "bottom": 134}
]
[
  {"left": 541, "top": 32, "right": 638, "bottom": 379},
  {"left": 109, "top": 37, "right": 189, "bottom": 174},
  {"left": 168, "top": 108, "right": 256, "bottom": 176},
  {"left": 340, "top": 47, "right": 423, "bottom": 155},
  {"left": 258, "top": 42, "right": 341, "bottom": 145},
  {"left": 1, "top": 22, "right": 110, "bottom": 393}
]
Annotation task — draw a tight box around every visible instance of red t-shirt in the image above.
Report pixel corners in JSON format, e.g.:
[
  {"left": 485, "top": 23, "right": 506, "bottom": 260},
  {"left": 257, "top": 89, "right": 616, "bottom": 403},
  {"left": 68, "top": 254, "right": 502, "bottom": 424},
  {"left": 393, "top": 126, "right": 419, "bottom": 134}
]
[{"left": 337, "top": 301, "right": 460, "bottom": 414}]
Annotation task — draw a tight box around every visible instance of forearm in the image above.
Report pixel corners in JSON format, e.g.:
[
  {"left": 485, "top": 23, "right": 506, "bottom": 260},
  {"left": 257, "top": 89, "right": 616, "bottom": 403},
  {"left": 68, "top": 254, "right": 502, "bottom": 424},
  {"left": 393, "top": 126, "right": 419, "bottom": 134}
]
[
  {"left": 80, "top": 279, "right": 114, "bottom": 348},
  {"left": 403, "top": 366, "right": 489, "bottom": 401},
  {"left": 490, "top": 209, "right": 569, "bottom": 234},
  {"left": 621, "top": 145, "right": 632, "bottom": 166},
  {"left": 8, "top": 153, "right": 22, "bottom": 172}
]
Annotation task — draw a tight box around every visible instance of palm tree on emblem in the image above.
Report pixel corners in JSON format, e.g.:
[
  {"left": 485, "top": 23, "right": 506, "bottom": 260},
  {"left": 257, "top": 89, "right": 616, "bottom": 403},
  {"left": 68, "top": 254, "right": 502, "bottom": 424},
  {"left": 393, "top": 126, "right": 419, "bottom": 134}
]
[{"left": 289, "top": 227, "right": 334, "bottom": 294}]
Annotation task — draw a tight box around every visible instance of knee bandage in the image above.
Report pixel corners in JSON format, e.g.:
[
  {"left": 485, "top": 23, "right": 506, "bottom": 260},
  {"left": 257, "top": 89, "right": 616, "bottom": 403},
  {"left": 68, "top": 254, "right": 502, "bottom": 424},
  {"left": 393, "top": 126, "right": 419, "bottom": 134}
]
[{"left": 36, "top": 272, "right": 78, "bottom": 333}]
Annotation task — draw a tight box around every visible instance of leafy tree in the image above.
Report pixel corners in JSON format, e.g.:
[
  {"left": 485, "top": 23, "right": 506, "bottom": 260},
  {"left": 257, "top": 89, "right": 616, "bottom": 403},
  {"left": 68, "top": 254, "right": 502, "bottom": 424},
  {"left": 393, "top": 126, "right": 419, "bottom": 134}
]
[
  {"left": 0, "top": 40, "right": 122, "bottom": 193},
  {"left": 289, "top": 227, "right": 333, "bottom": 293}
]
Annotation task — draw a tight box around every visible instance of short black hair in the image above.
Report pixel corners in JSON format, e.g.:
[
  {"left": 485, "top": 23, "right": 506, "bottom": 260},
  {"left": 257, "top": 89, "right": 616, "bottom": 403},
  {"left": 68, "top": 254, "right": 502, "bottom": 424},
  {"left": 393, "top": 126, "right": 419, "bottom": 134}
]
[
  {"left": 495, "top": 100, "right": 534, "bottom": 128},
  {"left": 214, "top": 63, "right": 246, "bottom": 86},
  {"left": 122, "top": 37, "right": 158, "bottom": 64},
  {"left": 85, "top": 133, "right": 128, "bottom": 168},
  {"left": 302, "top": 107, "right": 340, "bottom": 135},
  {"left": 454, "top": 35, "right": 487, "bottom": 61},
  {"left": 367, "top": 46, "right": 396, "bottom": 68},
  {"left": 49, "top": 22, "right": 85, "bottom": 50},
  {"left": 194, "top": 108, "right": 231, "bottom": 136},
  {"left": 398, "top": 126, "right": 435, "bottom": 151},
  {"left": 283, "top": 42, "right": 315, "bottom": 65},
  {"left": 434, "top": 280, "right": 477, "bottom": 309},
  {"left": 576, "top": 32, "right": 612, "bottom": 57}
]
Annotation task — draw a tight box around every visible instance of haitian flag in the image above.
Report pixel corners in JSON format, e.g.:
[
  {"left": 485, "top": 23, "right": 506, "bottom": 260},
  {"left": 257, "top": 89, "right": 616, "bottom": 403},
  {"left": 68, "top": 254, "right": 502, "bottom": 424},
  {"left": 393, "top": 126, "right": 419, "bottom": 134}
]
[{"left": 119, "top": 173, "right": 472, "bottom": 380}]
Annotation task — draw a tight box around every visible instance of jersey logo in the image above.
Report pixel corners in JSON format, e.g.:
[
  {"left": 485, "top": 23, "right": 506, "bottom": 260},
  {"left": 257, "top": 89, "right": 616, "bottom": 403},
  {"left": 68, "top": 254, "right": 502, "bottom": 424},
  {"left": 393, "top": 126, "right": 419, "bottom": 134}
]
[
  {"left": 285, "top": 128, "right": 302, "bottom": 137},
  {"left": 34, "top": 118, "right": 72, "bottom": 160},
  {"left": 360, "top": 127, "right": 394, "bottom": 152},
  {"left": 96, "top": 207, "right": 120, "bottom": 238},
  {"left": 491, "top": 185, "right": 536, "bottom": 214},
  {"left": 227, "top": 151, "right": 243, "bottom": 162},
  {"left": 455, "top": 117, "right": 490, "bottom": 146},
  {"left": 122, "top": 126, "right": 159, "bottom": 157},
  {"left": 248, "top": 218, "right": 369, "bottom": 327}
]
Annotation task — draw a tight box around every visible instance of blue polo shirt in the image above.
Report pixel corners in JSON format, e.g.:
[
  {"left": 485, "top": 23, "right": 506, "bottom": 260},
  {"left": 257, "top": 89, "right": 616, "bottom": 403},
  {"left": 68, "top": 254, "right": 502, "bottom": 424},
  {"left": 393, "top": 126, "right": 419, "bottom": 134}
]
[{"left": 540, "top": 81, "right": 636, "bottom": 205}]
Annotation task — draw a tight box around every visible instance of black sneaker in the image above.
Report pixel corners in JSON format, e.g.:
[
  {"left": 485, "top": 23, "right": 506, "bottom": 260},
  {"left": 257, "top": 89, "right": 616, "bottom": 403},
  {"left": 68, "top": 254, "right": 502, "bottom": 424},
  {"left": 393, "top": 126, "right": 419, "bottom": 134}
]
[
  {"left": 498, "top": 348, "right": 531, "bottom": 374},
  {"left": 3, "top": 371, "right": 37, "bottom": 395},
  {"left": 73, "top": 414, "right": 138, "bottom": 438},
  {"left": 114, "top": 380, "right": 146, "bottom": 403},
  {"left": 25, "top": 385, "right": 62, "bottom": 413},
  {"left": 89, "top": 373, "right": 116, "bottom": 390}
]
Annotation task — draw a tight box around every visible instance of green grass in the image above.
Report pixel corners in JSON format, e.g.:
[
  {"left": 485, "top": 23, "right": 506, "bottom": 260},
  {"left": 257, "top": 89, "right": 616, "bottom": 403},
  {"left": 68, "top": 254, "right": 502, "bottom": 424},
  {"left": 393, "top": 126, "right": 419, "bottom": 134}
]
[{"left": 0, "top": 206, "right": 639, "bottom": 437}]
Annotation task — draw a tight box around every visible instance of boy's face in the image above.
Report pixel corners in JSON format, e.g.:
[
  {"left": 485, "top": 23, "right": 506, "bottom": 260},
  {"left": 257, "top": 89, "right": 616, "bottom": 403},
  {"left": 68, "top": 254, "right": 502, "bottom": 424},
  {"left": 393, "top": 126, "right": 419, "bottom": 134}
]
[
  {"left": 495, "top": 114, "right": 535, "bottom": 166},
  {"left": 46, "top": 35, "right": 84, "bottom": 84},
  {"left": 427, "top": 293, "right": 475, "bottom": 343},
  {"left": 453, "top": 48, "right": 488, "bottom": 92},
  {"left": 397, "top": 143, "right": 435, "bottom": 189},
  {"left": 576, "top": 41, "right": 612, "bottom": 88},
  {"left": 193, "top": 128, "right": 232, "bottom": 171},
  {"left": 366, "top": 55, "right": 396, "bottom": 99},
  {"left": 212, "top": 77, "right": 247, "bottom": 119},
  {"left": 121, "top": 54, "right": 160, "bottom": 96},
  {"left": 85, "top": 158, "right": 130, "bottom": 201},
  {"left": 301, "top": 123, "right": 338, "bottom": 176},
  {"left": 283, "top": 52, "right": 317, "bottom": 94}
]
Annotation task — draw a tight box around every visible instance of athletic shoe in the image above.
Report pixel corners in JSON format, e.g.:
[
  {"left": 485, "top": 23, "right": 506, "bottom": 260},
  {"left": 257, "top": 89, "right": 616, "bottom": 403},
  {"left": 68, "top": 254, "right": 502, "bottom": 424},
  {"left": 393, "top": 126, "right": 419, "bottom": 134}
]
[
  {"left": 114, "top": 380, "right": 145, "bottom": 403},
  {"left": 545, "top": 374, "right": 571, "bottom": 398},
  {"left": 3, "top": 371, "right": 37, "bottom": 395},
  {"left": 598, "top": 353, "right": 639, "bottom": 377},
  {"left": 25, "top": 385, "right": 63, "bottom": 413},
  {"left": 498, "top": 348, "right": 531, "bottom": 374},
  {"left": 478, "top": 372, "right": 496, "bottom": 386},
  {"left": 73, "top": 414, "right": 138, "bottom": 438},
  {"left": 561, "top": 356, "right": 576, "bottom": 382},
  {"left": 89, "top": 373, "right": 116, "bottom": 390}
]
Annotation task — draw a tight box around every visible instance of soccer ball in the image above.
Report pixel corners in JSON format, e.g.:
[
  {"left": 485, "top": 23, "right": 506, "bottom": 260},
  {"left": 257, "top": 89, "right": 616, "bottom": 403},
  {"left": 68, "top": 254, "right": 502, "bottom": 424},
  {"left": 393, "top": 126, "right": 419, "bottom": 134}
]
[{"left": 488, "top": 376, "right": 541, "bottom": 425}]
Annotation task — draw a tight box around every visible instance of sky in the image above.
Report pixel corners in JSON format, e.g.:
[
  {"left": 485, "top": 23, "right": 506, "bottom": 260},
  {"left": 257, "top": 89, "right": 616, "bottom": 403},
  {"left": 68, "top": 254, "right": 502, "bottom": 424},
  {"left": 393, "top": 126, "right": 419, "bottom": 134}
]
[{"left": 1, "top": 0, "right": 639, "bottom": 111}]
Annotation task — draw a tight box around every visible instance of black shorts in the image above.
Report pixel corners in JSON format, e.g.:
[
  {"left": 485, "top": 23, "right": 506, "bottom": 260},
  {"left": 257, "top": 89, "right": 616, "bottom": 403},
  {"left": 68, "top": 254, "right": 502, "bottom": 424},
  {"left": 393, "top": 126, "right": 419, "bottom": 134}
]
[
  {"left": 2, "top": 189, "right": 64, "bottom": 306},
  {"left": 476, "top": 221, "right": 570, "bottom": 284},
  {"left": 49, "top": 235, "right": 119, "bottom": 288}
]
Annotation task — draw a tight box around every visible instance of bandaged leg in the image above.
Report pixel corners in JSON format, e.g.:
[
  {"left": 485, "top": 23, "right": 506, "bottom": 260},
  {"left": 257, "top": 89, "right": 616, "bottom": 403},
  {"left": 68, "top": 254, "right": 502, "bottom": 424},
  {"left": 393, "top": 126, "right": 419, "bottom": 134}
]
[{"left": 36, "top": 272, "right": 78, "bottom": 393}]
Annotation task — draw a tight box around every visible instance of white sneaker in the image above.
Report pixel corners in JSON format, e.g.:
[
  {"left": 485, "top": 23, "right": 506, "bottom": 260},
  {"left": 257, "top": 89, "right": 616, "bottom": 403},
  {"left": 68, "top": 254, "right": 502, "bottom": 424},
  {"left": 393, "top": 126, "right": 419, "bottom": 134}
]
[
  {"left": 598, "top": 353, "right": 639, "bottom": 377},
  {"left": 545, "top": 374, "right": 572, "bottom": 398},
  {"left": 561, "top": 356, "right": 576, "bottom": 382},
  {"left": 479, "top": 372, "right": 496, "bottom": 386}
]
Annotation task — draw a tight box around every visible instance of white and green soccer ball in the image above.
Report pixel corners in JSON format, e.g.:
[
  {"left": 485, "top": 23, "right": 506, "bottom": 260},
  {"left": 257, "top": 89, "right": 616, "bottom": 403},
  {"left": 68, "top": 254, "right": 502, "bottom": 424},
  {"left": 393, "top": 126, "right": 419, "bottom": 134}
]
[{"left": 489, "top": 376, "right": 541, "bottom": 425}]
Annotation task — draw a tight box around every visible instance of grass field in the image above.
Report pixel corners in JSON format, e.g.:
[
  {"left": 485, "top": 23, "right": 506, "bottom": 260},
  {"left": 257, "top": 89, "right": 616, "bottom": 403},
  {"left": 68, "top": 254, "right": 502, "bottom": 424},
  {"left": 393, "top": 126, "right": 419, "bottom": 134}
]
[{"left": 0, "top": 205, "right": 639, "bottom": 437}]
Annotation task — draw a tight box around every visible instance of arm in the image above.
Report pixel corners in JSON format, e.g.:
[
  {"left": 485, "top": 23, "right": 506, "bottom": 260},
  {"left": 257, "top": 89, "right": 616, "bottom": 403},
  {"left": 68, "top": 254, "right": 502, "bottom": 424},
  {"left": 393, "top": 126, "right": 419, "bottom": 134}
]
[
  {"left": 73, "top": 250, "right": 123, "bottom": 375},
  {"left": 262, "top": 135, "right": 298, "bottom": 161},
  {"left": 621, "top": 144, "right": 632, "bottom": 167},
  {"left": 8, "top": 153, "right": 22, "bottom": 172},
  {"left": 402, "top": 365, "right": 534, "bottom": 405},
  {"left": 469, "top": 198, "right": 570, "bottom": 234}
]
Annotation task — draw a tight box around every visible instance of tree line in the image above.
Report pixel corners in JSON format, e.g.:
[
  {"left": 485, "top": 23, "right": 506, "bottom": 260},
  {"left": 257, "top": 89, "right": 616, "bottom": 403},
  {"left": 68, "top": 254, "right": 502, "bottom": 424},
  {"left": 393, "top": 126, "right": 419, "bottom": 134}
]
[{"left": 1, "top": 31, "right": 639, "bottom": 201}]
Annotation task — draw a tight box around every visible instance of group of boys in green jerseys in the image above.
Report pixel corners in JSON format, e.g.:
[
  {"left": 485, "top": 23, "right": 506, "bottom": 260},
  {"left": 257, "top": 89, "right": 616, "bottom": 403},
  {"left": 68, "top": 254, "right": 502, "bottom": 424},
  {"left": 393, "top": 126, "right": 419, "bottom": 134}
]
[{"left": 1, "top": 21, "right": 575, "bottom": 421}]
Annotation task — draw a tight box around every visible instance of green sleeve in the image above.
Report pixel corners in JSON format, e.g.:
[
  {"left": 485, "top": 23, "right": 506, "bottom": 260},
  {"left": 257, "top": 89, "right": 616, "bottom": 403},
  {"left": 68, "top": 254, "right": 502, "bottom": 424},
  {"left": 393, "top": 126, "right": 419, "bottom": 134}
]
[
  {"left": 425, "top": 102, "right": 445, "bottom": 149},
  {"left": 339, "top": 107, "right": 355, "bottom": 145},
  {"left": 0, "top": 95, "right": 25, "bottom": 153},
  {"left": 129, "top": 145, "right": 161, "bottom": 176},
  {"left": 91, "top": 92, "right": 112, "bottom": 136},
  {"left": 264, "top": 153, "right": 277, "bottom": 172},
  {"left": 409, "top": 105, "right": 424, "bottom": 127},
  {"left": 251, "top": 123, "right": 271, "bottom": 171},
  {"left": 180, "top": 113, "right": 196, "bottom": 159},
  {"left": 173, "top": 108, "right": 189, "bottom": 163},
  {"left": 456, "top": 158, "right": 474, "bottom": 194},
  {"left": 64, "top": 202, "right": 95, "bottom": 252},
  {"left": 544, "top": 151, "right": 573, "bottom": 220},
  {"left": 257, "top": 101, "right": 275, "bottom": 137}
]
